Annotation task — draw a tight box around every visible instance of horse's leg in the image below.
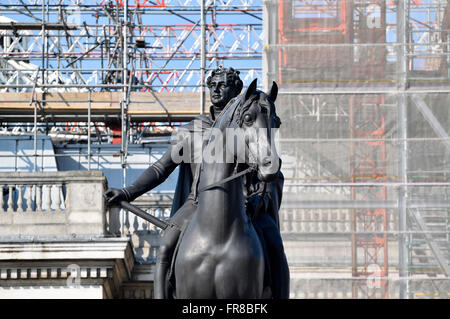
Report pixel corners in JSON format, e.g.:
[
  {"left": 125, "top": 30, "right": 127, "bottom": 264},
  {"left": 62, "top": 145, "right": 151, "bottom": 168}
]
[
  {"left": 213, "top": 232, "right": 264, "bottom": 299},
  {"left": 154, "top": 199, "right": 197, "bottom": 299},
  {"left": 174, "top": 223, "right": 217, "bottom": 299}
]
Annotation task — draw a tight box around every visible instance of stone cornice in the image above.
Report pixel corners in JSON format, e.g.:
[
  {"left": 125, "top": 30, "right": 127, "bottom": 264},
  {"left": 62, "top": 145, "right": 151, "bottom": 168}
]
[
  {"left": 0, "top": 238, "right": 132, "bottom": 261},
  {"left": 0, "top": 238, "right": 134, "bottom": 279},
  {"left": 0, "top": 171, "right": 107, "bottom": 187},
  {"left": 0, "top": 238, "right": 135, "bottom": 298}
]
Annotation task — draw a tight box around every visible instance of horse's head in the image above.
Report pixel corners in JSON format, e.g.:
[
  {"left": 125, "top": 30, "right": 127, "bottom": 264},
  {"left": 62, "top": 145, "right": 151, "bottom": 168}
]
[{"left": 229, "top": 79, "right": 281, "bottom": 182}]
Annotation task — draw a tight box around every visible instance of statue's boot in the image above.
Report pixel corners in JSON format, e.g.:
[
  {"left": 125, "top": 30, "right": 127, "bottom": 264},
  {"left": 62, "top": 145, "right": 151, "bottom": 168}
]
[
  {"left": 154, "top": 198, "right": 197, "bottom": 298},
  {"left": 154, "top": 225, "right": 181, "bottom": 299},
  {"left": 254, "top": 212, "right": 290, "bottom": 299}
]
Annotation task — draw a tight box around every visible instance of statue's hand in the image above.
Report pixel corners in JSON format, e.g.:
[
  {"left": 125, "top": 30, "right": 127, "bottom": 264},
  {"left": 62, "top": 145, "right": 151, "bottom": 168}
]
[{"left": 104, "top": 188, "right": 128, "bottom": 206}]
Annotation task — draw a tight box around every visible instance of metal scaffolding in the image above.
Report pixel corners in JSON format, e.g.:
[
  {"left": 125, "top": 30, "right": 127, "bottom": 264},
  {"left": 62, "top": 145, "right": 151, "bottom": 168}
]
[
  {"left": 0, "top": 0, "right": 263, "bottom": 182},
  {"left": 0, "top": 0, "right": 263, "bottom": 92}
]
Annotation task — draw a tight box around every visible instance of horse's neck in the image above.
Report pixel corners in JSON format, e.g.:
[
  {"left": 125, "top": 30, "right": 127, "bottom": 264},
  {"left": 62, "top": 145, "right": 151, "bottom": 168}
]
[{"left": 196, "top": 160, "right": 248, "bottom": 240}]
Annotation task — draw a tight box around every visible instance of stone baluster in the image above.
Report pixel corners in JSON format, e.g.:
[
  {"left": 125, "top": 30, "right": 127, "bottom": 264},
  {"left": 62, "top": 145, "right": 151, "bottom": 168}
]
[
  {"left": 45, "top": 185, "right": 52, "bottom": 212},
  {"left": 285, "top": 210, "right": 292, "bottom": 232},
  {"left": 389, "top": 211, "right": 395, "bottom": 232},
  {"left": 345, "top": 210, "right": 351, "bottom": 233},
  {"left": 26, "top": 185, "right": 34, "bottom": 212},
  {"left": 123, "top": 209, "right": 130, "bottom": 236},
  {"left": 54, "top": 184, "right": 62, "bottom": 212},
  {"left": 157, "top": 208, "right": 166, "bottom": 233},
  {"left": 339, "top": 210, "right": 346, "bottom": 232},
  {"left": 159, "top": 208, "right": 165, "bottom": 233},
  {"left": 0, "top": 184, "right": 4, "bottom": 212},
  {"left": 331, "top": 211, "right": 335, "bottom": 232},
  {"left": 279, "top": 211, "right": 285, "bottom": 232},
  {"left": 36, "top": 185, "right": 43, "bottom": 212},
  {"left": 287, "top": 210, "right": 293, "bottom": 232},
  {"left": 348, "top": 211, "right": 353, "bottom": 233},
  {"left": 312, "top": 211, "right": 319, "bottom": 232},
  {"left": 17, "top": 185, "right": 24, "bottom": 213},
  {"left": 298, "top": 210, "right": 304, "bottom": 232},
  {"left": 132, "top": 214, "right": 139, "bottom": 233},
  {"left": 345, "top": 211, "right": 351, "bottom": 233},
  {"left": 288, "top": 209, "right": 294, "bottom": 232},
  {"left": 7, "top": 185, "right": 14, "bottom": 212},
  {"left": 292, "top": 209, "right": 300, "bottom": 233},
  {"left": 149, "top": 208, "right": 156, "bottom": 232},
  {"left": 330, "top": 210, "right": 337, "bottom": 232},
  {"left": 64, "top": 184, "right": 69, "bottom": 211},
  {"left": 304, "top": 210, "right": 310, "bottom": 232},
  {"left": 157, "top": 208, "right": 163, "bottom": 232},
  {"left": 322, "top": 211, "right": 328, "bottom": 232}
]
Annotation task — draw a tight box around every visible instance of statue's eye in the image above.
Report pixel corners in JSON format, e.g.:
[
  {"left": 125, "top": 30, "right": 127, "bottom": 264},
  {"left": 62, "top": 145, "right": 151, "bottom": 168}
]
[{"left": 244, "top": 114, "right": 252, "bottom": 123}]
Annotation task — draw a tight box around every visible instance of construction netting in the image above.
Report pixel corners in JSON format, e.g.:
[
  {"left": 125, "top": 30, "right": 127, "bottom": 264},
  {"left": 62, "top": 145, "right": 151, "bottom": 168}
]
[{"left": 265, "top": 0, "right": 450, "bottom": 298}]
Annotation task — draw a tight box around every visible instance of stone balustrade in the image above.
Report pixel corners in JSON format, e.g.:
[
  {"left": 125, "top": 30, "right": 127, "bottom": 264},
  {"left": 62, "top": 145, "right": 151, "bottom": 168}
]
[
  {"left": 1, "top": 182, "right": 64, "bottom": 213},
  {"left": 0, "top": 171, "right": 108, "bottom": 237},
  {"left": 279, "top": 208, "right": 397, "bottom": 234},
  {"left": 108, "top": 195, "right": 173, "bottom": 263}
]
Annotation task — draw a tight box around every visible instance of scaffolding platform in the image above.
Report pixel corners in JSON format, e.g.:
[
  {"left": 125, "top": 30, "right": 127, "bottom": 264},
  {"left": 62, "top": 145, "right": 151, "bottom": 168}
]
[{"left": 0, "top": 91, "right": 202, "bottom": 122}]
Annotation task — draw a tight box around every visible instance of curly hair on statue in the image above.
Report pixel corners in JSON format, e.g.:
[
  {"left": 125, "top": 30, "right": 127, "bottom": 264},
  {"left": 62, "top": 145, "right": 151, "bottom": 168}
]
[{"left": 206, "top": 66, "right": 243, "bottom": 95}]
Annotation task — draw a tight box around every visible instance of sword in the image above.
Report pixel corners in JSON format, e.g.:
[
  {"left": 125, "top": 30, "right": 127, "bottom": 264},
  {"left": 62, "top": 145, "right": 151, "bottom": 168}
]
[{"left": 119, "top": 200, "right": 170, "bottom": 230}]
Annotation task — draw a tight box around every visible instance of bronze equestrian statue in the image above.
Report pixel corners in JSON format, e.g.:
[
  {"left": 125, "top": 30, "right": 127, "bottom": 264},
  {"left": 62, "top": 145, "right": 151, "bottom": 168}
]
[{"left": 104, "top": 67, "right": 289, "bottom": 298}]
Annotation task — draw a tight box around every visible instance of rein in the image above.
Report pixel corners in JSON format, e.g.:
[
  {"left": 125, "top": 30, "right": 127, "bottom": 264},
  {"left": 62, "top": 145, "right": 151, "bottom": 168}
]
[{"left": 198, "top": 165, "right": 256, "bottom": 193}]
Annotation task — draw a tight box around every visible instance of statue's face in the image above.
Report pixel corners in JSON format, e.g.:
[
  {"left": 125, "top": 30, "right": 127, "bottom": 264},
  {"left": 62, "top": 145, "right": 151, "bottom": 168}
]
[{"left": 208, "top": 74, "right": 237, "bottom": 113}]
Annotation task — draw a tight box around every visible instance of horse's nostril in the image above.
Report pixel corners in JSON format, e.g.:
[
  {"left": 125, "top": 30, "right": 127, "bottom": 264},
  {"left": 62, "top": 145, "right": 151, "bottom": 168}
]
[{"left": 262, "top": 157, "right": 272, "bottom": 167}]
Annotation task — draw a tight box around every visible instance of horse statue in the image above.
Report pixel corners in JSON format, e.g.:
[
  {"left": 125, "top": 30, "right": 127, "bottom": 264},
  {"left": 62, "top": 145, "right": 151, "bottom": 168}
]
[{"left": 172, "top": 79, "right": 281, "bottom": 298}]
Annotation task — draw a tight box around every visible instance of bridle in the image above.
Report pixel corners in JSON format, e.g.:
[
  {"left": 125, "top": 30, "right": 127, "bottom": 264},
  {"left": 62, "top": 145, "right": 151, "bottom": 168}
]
[{"left": 198, "top": 93, "right": 275, "bottom": 193}]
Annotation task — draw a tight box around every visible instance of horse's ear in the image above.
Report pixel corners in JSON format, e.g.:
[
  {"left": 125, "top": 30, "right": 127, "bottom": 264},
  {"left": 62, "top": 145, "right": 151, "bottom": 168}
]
[
  {"left": 268, "top": 81, "right": 278, "bottom": 103},
  {"left": 244, "top": 79, "right": 257, "bottom": 100}
]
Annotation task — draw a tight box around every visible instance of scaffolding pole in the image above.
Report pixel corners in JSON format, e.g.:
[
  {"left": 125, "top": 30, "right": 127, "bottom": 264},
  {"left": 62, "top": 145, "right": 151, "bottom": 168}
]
[
  {"left": 397, "top": 0, "right": 409, "bottom": 300},
  {"left": 200, "top": 0, "right": 206, "bottom": 114}
]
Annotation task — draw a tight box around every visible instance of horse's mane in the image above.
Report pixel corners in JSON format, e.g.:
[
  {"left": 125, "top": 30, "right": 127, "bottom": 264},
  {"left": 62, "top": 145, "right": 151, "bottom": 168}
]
[{"left": 233, "top": 90, "right": 279, "bottom": 128}]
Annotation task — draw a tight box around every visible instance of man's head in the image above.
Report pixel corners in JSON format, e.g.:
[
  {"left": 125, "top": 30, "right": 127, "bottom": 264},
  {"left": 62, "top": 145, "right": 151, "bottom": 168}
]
[{"left": 206, "top": 66, "right": 243, "bottom": 115}]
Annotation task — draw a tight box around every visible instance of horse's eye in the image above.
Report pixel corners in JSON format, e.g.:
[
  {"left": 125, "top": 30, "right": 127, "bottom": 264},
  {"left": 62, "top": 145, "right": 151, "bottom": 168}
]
[{"left": 244, "top": 114, "right": 252, "bottom": 123}]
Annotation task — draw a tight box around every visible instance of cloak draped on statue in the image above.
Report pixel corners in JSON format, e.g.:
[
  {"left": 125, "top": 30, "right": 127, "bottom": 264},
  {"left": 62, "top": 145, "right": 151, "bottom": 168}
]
[
  {"left": 170, "top": 162, "right": 193, "bottom": 218},
  {"left": 169, "top": 112, "right": 214, "bottom": 217}
]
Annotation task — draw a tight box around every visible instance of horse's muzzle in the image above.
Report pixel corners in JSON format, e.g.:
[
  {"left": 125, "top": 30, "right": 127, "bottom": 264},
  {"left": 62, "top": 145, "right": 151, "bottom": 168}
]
[{"left": 257, "top": 157, "right": 280, "bottom": 182}]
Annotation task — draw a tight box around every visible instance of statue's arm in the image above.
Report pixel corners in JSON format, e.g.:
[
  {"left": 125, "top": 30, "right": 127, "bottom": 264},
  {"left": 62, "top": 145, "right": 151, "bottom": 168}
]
[
  {"left": 122, "top": 147, "right": 178, "bottom": 201},
  {"left": 104, "top": 145, "right": 179, "bottom": 204}
]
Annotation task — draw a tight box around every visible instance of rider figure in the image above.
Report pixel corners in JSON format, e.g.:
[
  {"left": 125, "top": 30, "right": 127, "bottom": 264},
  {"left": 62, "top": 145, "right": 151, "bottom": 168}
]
[{"left": 104, "top": 66, "right": 289, "bottom": 298}]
